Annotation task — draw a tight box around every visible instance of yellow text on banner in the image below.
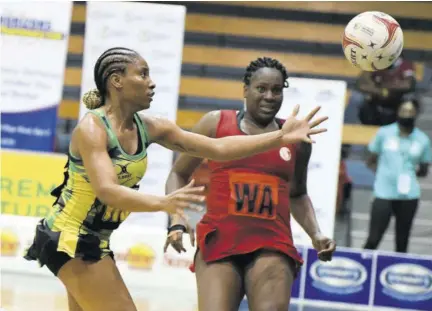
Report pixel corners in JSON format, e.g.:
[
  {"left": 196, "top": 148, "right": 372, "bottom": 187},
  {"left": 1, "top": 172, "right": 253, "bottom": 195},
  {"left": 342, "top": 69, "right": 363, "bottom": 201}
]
[{"left": 1, "top": 150, "right": 67, "bottom": 217}]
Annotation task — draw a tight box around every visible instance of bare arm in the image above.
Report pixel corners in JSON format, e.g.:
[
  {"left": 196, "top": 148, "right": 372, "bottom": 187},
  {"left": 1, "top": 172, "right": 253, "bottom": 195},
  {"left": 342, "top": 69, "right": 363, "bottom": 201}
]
[
  {"left": 141, "top": 106, "right": 326, "bottom": 163},
  {"left": 73, "top": 114, "right": 165, "bottom": 213},
  {"left": 290, "top": 143, "right": 336, "bottom": 261},
  {"left": 142, "top": 111, "right": 284, "bottom": 162},
  {"left": 290, "top": 143, "right": 322, "bottom": 239}
]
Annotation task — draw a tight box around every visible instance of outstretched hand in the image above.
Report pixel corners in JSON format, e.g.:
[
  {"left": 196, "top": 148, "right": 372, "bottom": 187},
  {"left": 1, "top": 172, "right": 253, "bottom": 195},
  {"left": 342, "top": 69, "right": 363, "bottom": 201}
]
[
  {"left": 161, "top": 179, "right": 204, "bottom": 221},
  {"left": 281, "top": 105, "right": 328, "bottom": 144}
]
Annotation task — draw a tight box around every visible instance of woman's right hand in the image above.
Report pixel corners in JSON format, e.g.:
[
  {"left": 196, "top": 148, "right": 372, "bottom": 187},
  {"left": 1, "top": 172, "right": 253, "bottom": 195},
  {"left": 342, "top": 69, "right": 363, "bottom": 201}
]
[
  {"left": 164, "top": 221, "right": 195, "bottom": 253},
  {"left": 160, "top": 179, "right": 205, "bottom": 219}
]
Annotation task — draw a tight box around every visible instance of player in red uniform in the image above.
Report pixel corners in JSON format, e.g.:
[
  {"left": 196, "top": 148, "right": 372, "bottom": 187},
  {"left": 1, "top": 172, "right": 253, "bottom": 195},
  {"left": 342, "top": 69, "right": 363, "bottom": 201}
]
[{"left": 165, "top": 57, "right": 337, "bottom": 311}]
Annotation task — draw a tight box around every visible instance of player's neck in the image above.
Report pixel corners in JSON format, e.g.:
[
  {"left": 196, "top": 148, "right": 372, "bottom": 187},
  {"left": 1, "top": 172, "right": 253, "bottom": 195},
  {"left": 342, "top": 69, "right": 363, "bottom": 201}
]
[
  {"left": 104, "top": 102, "right": 135, "bottom": 130},
  {"left": 243, "top": 112, "right": 276, "bottom": 130}
]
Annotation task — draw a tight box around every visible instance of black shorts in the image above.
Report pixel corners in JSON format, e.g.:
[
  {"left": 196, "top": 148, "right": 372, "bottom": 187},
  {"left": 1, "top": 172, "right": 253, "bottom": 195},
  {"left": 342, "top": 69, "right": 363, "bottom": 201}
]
[{"left": 24, "top": 219, "right": 114, "bottom": 276}]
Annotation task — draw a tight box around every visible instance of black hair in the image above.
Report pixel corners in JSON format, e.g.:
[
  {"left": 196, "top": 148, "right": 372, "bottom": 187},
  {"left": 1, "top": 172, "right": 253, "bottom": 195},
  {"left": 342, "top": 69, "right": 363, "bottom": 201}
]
[
  {"left": 243, "top": 57, "right": 289, "bottom": 88},
  {"left": 83, "top": 47, "right": 140, "bottom": 109},
  {"left": 94, "top": 47, "right": 139, "bottom": 101}
]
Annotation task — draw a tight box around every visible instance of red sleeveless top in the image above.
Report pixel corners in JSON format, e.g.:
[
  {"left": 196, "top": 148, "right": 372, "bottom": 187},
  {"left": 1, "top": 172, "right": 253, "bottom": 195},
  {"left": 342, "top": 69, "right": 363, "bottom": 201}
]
[{"left": 192, "top": 110, "right": 303, "bottom": 270}]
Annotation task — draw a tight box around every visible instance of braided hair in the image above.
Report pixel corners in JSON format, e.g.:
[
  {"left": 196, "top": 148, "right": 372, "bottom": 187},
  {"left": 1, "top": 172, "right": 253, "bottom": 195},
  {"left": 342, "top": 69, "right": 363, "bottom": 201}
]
[
  {"left": 243, "top": 57, "right": 289, "bottom": 88},
  {"left": 82, "top": 47, "right": 139, "bottom": 109}
]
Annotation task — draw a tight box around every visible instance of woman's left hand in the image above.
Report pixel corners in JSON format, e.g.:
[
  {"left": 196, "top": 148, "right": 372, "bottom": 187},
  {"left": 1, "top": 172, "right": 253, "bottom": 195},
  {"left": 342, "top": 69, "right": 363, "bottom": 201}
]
[{"left": 312, "top": 233, "right": 336, "bottom": 262}]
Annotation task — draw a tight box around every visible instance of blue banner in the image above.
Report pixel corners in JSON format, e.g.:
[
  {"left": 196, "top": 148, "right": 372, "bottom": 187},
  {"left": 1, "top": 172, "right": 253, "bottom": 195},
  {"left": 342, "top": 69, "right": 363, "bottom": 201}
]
[
  {"left": 373, "top": 254, "right": 432, "bottom": 311},
  {"left": 1, "top": 2, "right": 72, "bottom": 152},
  {"left": 1, "top": 106, "right": 58, "bottom": 152},
  {"left": 304, "top": 248, "right": 373, "bottom": 305}
]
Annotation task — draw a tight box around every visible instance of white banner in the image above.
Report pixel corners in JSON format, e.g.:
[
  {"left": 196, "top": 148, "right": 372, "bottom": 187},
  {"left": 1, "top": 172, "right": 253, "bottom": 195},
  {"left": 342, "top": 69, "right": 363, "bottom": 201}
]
[
  {"left": 0, "top": 214, "right": 197, "bottom": 292},
  {"left": 0, "top": 2, "right": 72, "bottom": 151},
  {"left": 79, "top": 2, "right": 186, "bottom": 228},
  {"left": 277, "top": 77, "right": 346, "bottom": 246},
  {"left": 0, "top": 214, "right": 198, "bottom": 310}
]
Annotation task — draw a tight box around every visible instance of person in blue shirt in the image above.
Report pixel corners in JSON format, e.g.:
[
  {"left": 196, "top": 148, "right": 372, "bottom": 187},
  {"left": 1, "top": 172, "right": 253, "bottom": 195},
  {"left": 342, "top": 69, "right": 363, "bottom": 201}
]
[{"left": 364, "top": 97, "right": 431, "bottom": 253}]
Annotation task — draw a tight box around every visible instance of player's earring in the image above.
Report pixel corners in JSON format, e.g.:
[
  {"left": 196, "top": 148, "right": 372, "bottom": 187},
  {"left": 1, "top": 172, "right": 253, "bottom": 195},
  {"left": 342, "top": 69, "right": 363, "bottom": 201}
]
[{"left": 243, "top": 98, "right": 247, "bottom": 111}]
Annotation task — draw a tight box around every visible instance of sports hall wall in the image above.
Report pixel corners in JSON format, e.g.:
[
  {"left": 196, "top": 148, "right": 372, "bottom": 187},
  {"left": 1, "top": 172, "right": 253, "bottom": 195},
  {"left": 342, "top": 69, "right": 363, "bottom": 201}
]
[{"left": 57, "top": 1, "right": 432, "bottom": 148}]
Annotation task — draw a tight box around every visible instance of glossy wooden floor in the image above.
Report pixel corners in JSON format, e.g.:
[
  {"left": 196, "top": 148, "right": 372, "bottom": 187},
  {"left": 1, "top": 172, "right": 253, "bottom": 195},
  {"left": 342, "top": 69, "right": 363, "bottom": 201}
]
[
  {"left": 0, "top": 272, "right": 197, "bottom": 311},
  {"left": 1, "top": 271, "right": 400, "bottom": 311},
  {"left": 1, "top": 271, "right": 377, "bottom": 311}
]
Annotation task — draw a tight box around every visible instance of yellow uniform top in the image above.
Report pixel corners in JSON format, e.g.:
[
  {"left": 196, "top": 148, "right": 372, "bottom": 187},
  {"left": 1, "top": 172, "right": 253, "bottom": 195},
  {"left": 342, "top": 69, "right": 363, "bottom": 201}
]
[{"left": 45, "top": 108, "right": 149, "bottom": 259}]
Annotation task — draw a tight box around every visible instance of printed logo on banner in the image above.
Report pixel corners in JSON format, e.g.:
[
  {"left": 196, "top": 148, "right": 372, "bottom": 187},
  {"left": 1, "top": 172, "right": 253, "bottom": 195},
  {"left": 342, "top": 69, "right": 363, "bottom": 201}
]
[
  {"left": 315, "top": 89, "right": 335, "bottom": 102},
  {"left": 310, "top": 257, "right": 367, "bottom": 294},
  {"left": 304, "top": 248, "right": 372, "bottom": 305},
  {"left": 284, "top": 86, "right": 301, "bottom": 97},
  {"left": 124, "top": 11, "right": 179, "bottom": 25},
  {"left": 380, "top": 264, "right": 432, "bottom": 301},
  {"left": 163, "top": 253, "right": 193, "bottom": 269},
  {"left": 100, "top": 26, "right": 128, "bottom": 39},
  {"left": 116, "top": 243, "right": 156, "bottom": 270},
  {"left": 0, "top": 228, "right": 20, "bottom": 257},
  {"left": 87, "top": 10, "right": 116, "bottom": 21},
  {"left": 150, "top": 50, "right": 177, "bottom": 60},
  {"left": 0, "top": 16, "right": 66, "bottom": 40},
  {"left": 153, "top": 15, "right": 181, "bottom": 25},
  {"left": 374, "top": 255, "right": 432, "bottom": 310},
  {"left": 137, "top": 31, "right": 172, "bottom": 43}
]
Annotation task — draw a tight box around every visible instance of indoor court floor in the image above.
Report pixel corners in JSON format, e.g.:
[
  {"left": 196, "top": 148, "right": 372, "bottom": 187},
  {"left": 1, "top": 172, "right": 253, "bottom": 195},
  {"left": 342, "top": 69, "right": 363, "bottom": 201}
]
[{"left": 1, "top": 271, "right": 378, "bottom": 311}]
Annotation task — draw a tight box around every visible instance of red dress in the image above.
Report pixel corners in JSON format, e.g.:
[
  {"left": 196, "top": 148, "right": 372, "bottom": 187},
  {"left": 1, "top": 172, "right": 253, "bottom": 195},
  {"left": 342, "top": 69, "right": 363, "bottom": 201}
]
[{"left": 191, "top": 110, "right": 303, "bottom": 271}]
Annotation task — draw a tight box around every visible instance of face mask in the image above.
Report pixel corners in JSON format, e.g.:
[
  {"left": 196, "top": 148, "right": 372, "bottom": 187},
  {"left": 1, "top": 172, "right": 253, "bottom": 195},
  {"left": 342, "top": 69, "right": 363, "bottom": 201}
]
[{"left": 397, "top": 116, "right": 415, "bottom": 129}]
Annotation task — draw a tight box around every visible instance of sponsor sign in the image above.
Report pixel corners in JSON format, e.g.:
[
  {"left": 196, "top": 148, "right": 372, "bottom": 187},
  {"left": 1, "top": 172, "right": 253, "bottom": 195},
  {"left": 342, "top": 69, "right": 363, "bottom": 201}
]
[
  {"left": 304, "top": 248, "right": 373, "bottom": 305},
  {"left": 374, "top": 254, "right": 432, "bottom": 310},
  {"left": 79, "top": 1, "right": 187, "bottom": 228},
  {"left": 1, "top": 2, "right": 72, "bottom": 151},
  {"left": 1, "top": 150, "right": 67, "bottom": 218},
  {"left": 277, "top": 78, "right": 346, "bottom": 245}
]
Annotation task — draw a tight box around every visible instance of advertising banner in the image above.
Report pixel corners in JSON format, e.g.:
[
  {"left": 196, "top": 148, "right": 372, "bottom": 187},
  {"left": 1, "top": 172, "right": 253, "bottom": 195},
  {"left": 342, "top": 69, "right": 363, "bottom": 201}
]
[
  {"left": 79, "top": 1, "right": 186, "bottom": 228},
  {"left": 374, "top": 253, "right": 432, "bottom": 311},
  {"left": 277, "top": 78, "right": 346, "bottom": 246},
  {"left": 1, "top": 150, "right": 67, "bottom": 218},
  {"left": 304, "top": 247, "right": 374, "bottom": 306},
  {"left": 0, "top": 2, "right": 72, "bottom": 151}
]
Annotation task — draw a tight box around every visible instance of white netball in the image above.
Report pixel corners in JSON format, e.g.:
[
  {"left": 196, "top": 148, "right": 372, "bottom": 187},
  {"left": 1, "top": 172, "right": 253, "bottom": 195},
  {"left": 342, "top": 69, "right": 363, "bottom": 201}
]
[{"left": 342, "top": 11, "right": 404, "bottom": 71}]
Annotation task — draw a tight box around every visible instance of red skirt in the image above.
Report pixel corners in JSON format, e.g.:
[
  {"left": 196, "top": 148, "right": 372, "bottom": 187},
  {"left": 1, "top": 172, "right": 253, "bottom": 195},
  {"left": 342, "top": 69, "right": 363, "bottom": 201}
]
[{"left": 189, "top": 219, "right": 303, "bottom": 272}]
